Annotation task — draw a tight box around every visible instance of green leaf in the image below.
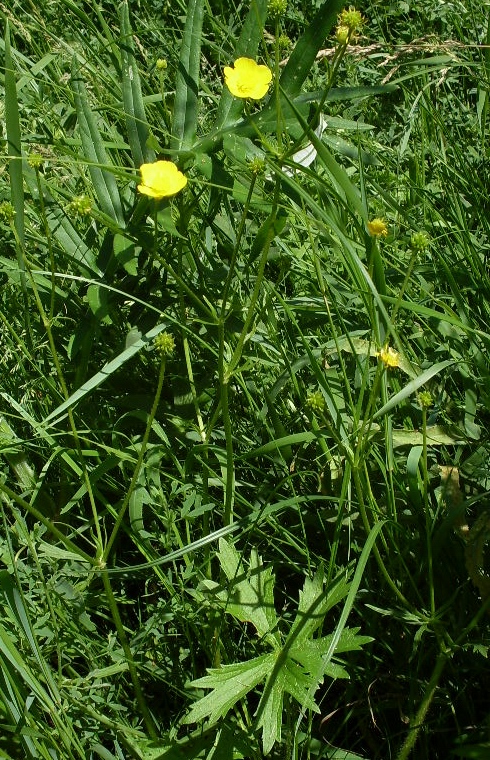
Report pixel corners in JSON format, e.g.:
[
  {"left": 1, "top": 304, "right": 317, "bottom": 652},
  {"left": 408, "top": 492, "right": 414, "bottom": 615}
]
[
  {"left": 202, "top": 539, "right": 279, "bottom": 641},
  {"left": 190, "top": 540, "right": 374, "bottom": 754},
  {"left": 373, "top": 360, "right": 455, "bottom": 420},
  {"left": 4, "top": 21, "right": 27, "bottom": 308},
  {"left": 71, "top": 59, "right": 125, "bottom": 226},
  {"left": 278, "top": 0, "right": 345, "bottom": 100},
  {"left": 289, "top": 569, "right": 350, "bottom": 645},
  {"left": 280, "top": 89, "right": 367, "bottom": 221},
  {"left": 184, "top": 653, "right": 275, "bottom": 725},
  {"left": 119, "top": 0, "right": 154, "bottom": 167},
  {"left": 171, "top": 0, "right": 204, "bottom": 151},
  {"left": 113, "top": 233, "right": 139, "bottom": 275},
  {"left": 42, "top": 322, "right": 167, "bottom": 427},
  {"left": 86, "top": 283, "right": 112, "bottom": 323}
]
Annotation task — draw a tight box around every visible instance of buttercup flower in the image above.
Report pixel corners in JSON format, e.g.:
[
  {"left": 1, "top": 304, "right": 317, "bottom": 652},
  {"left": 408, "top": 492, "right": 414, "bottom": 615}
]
[
  {"left": 224, "top": 58, "right": 272, "bottom": 100},
  {"left": 137, "top": 160, "right": 187, "bottom": 199},
  {"left": 367, "top": 218, "right": 388, "bottom": 237},
  {"left": 377, "top": 345, "right": 400, "bottom": 369}
]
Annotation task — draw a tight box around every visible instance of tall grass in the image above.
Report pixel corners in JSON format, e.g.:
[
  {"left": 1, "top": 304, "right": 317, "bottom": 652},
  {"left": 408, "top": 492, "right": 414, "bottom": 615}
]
[{"left": 1, "top": 0, "right": 489, "bottom": 758}]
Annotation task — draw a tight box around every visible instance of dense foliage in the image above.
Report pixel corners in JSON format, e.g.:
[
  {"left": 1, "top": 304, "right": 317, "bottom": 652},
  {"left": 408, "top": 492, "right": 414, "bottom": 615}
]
[{"left": 1, "top": 0, "right": 489, "bottom": 758}]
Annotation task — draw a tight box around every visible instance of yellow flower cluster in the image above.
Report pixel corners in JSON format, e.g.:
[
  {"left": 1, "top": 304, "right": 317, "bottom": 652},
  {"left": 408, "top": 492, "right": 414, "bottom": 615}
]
[{"left": 136, "top": 58, "right": 275, "bottom": 198}]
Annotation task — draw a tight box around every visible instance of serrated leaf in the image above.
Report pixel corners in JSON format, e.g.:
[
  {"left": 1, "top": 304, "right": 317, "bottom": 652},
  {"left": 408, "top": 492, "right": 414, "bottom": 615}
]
[
  {"left": 213, "top": 539, "right": 279, "bottom": 640},
  {"left": 184, "top": 653, "right": 275, "bottom": 726},
  {"left": 187, "top": 540, "right": 376, "bottom": 755},
  {"left": 255, "top": 666, "right": 284, "bottom": 755},
  {"left": 290, "top": 569, "right": 350, "bottom": 644}
]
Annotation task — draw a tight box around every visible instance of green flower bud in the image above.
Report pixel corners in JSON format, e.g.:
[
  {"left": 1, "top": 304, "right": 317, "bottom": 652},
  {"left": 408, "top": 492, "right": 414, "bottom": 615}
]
[
  {"left": 248, "top": 156, "right": 266, "bottom": 176},
  {"left": 268, "top": 0, "right": 287, "bottom": 19},
  {"left": 154, "top": 332, "right": 175, "bottom": 357},
  {"left": 306, "top": 390, "right": 325, "bottom": 414},
  {"left": 418, "top": 391, "right": 433, "bottom": 409},
  {"left": 338, "top": 6, "right": 364, "bottom": 33},
  {"left": 28, "top": 153, "right": 45, "bottom": 169},
  {"left": 0, "top": 201, "right": 16, "bottom": 223},
  {"left": 410, "top": 231, "right": 430, "bottom": 253},
  {"left": 335, "top": 25, "right": 350, "bottom": 45},
  {"left": 278, "top": 33, "right": 291, "bottom": 52},
  {"left": 66, "top": 195, "right": 92, "bottom": 217}
]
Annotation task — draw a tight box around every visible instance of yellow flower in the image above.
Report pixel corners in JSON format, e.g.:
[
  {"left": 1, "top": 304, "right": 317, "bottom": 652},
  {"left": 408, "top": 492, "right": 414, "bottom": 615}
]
[
  {"left": 137, "top": 160, "right": 187, "bottom": 199},
  {"left": 223, "top": 58, "right": 272, "bottom": 100},
  {"left": 377, "top": 345, "right": 400, "bottom": 368},
  {"left": 367, "top": 218, "right": 388, "bottom": 237}
]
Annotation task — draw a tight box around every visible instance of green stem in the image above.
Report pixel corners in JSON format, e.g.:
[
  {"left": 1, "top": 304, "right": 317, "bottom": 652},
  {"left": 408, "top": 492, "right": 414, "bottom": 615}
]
[
  {"left": 34, "top": 167, "right": 56, "bottom": 321},
  {"left": 101, "top": 572, "right": 158, "bottom": 738},
  {"left": 0, "top": 481, "right": 94, "bottom": 564},
  {"left": 351, "top": 464, "right": 414, "bottom": 611},
  {"left": 220, "top": 318, "right": 235, "bottom": 527},
  {"left": 395, "top": 651, "right": 448, "bottom": 760},
  {"left": 218, "top": 176, "right": 258, "bottom": 526},
  {"left": 390, "top": 247, "right": 418, "bottom": 328},
  {"left": 225, "top": 187, "right": 279, "bottom": 382},
  {"left": 422, "top": 405, "right": 435, "bottom": 615},
  {"left": 103, "top": 354, "right": 167, "bottom": 562},
  {"left": 221, "top": 174, "right": 257, "bottom": 312}
]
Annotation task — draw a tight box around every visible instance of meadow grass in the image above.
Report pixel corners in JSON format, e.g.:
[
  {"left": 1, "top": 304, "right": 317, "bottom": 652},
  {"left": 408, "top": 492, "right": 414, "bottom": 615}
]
[{"left": 0, "top": 0, "right": 489, "bottom": 758}]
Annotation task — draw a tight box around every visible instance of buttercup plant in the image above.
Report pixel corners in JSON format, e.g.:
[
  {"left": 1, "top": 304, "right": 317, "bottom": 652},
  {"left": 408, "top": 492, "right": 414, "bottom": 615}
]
[{"left": 2, "top": 1, "right": 487, "bottom": 759}]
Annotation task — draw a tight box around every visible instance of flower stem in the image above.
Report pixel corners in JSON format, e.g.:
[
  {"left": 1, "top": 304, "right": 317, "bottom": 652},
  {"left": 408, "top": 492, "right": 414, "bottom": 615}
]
[{"left": 395, "top": 651, "right": 448, "bottom": 760}]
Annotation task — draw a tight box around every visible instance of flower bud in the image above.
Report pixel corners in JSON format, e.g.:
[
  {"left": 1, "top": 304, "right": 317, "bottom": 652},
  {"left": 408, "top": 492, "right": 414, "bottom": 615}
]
[
  {"left": 306, "top": 390, "right": 325, "bottom": 414},
  {"left": 410, "top": 231, "right": 430, "bottom": 253},
  {"left": 268, "top": 0, "right": 287, "bottom": 19},
  {"left": 0, "top": 201, "right": 16, "bottom": 223},
  {"left": 154, "top": 332, "right": 175, "bottom": 357}
]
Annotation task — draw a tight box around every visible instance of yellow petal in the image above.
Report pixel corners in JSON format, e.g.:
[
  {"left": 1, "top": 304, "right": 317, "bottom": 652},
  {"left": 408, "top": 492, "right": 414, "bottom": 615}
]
[
  {"left": 224, "top": 57, "right": 272, "bottom": 100},
  {"left": 137, "top": 160, "right": 187, "bottom": 199}
]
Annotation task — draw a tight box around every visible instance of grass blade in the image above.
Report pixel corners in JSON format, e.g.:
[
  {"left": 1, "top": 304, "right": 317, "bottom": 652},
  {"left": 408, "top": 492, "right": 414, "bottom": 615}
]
[
  {"left": 279, "top": 0, "right": 344, "bottom": 99},
  {"left": 4, "top": 23, "right": 26, "bottom": 277},
  {"left": 42, "top": 322, "right": 167, "bottom": 427}
]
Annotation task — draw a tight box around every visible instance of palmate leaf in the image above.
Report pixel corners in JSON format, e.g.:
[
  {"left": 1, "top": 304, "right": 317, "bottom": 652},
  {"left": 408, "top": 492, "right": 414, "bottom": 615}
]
[{"left": 188, "top": 541, "right": 374, "bottom": 754}]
